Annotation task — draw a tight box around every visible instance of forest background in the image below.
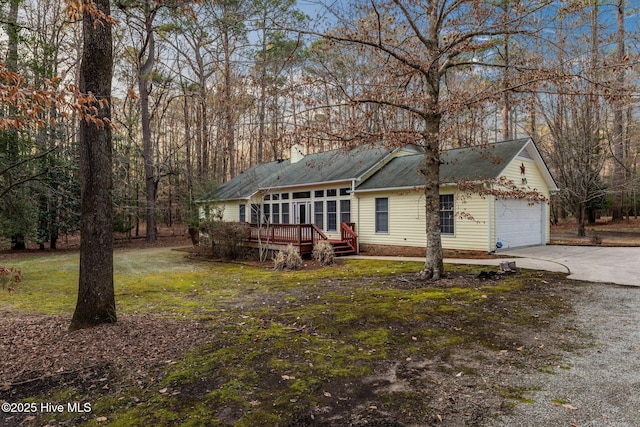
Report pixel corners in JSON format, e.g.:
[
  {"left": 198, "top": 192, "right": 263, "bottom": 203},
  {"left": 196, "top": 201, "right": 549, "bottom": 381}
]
[{"left": 1, "top": 0, "right": 639, "bottom": 250}]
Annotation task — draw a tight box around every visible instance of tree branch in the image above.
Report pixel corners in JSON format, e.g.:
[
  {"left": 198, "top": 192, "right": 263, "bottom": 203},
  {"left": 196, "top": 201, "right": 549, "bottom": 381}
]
[{"left": 0, "top": 147, "right": 57, "bottom": 177}]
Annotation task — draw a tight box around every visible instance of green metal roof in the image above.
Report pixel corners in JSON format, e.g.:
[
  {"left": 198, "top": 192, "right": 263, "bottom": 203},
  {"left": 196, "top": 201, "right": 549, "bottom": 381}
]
[
  {"left": 260, "top": 143, "right": 391, "bottom": 189},
  {"left": 198, "top": 138, "right": 547, "bottom": 202},
  {"left": 198, "top": 143, "right": 392, "bottom": 202},
  {"left": 356, "top": 138, "right": 532, "bottom": 191},
  {"left": 196, "top": 159, "right": 290, "bottom": 202}
]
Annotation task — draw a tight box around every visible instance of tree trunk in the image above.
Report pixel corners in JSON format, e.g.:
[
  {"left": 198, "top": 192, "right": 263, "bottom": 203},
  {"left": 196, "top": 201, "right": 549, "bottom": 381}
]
[
  {"left": 577, "top": 202, "right": 586, "bottom": 237},
  {"left": 139, "top": 14, "right": 157, "bottom": 242},
  {"left": 419, "top": 117, "right": 444, "bottom": 280},
  {"left": 6, "top": 0, "right": 25, "bottom": 250},
  {"left": 611, "top": 0, "right": 625, "bottom": 221},
  {"left": 199, "top": 85, "right": 209, "bottom": 181},
  {"left": 222, "top": 27, "right": 235, "bottom": 180},
  {"left": 70, "top": 0, "right": 116, "bottom": 331},
  {"left": 257, "top": 21, "right": 267, "bottom": 164},
  {"left": 183, "top": 92, "right": 193, "bottom": 202},
  {"left": 502, "top": 34, "right": 512, "bottom": 141},
  {"left": 141, "top": 79, "right": 156, "bottom": 242}
]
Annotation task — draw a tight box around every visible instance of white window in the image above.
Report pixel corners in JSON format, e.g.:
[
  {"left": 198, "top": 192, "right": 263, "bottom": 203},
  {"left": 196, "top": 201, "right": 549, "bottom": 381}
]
[
  {"left": 375, "top": 198, "right": 389, "bottom": 233},
  {"left": 440, "top": 194, "right": 454, "bottom": 235}
]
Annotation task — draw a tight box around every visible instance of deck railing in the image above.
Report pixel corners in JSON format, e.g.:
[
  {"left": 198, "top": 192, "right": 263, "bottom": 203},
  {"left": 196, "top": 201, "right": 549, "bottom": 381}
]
[
  {"left": 246, "top": 222, "right": 357, "bottom": 255},
  {"left": 248, "top": 223, "right": 328, "bottom": 246}
]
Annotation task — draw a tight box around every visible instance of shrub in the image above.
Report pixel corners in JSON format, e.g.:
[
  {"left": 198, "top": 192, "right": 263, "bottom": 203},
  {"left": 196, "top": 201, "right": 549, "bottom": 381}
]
[
  {"left": 200, "top": 220, "right": 250, "bottom": 259},
  {"left": 112, "top": 213, "right": 133, "bottom": 234},
  {"left": 1, "top": 266, "right": 21, "bottom": 292},
  {"left": 312, "top": 240, "right": 335, "bottom": 266},
  {"left": 273, "top": 244, "right": 302, "bottom": 271}
]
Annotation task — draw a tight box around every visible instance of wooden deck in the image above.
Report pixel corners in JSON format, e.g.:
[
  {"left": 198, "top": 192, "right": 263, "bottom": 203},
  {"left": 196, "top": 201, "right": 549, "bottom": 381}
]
[{"left": 246, "top": 223, "right": 358, "bottom": 256}]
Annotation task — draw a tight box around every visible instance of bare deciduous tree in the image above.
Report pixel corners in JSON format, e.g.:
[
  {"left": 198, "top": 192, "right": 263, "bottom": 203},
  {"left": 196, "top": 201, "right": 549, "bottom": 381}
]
[{"left": 310, "top": 0, "right": 548, "bottom": 279}]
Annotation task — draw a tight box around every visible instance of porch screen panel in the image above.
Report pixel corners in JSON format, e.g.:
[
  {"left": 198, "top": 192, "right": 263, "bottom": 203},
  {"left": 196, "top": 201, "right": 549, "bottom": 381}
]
[
  {"left": 327, "top": 200, "right": 337, "bottom": 231},
  {"left": 250, "top": 204, "right": 260, "bottom": 224},
  {"left": 263, "top": 204, "right": 270, "bottom": 223},
  {"left": 340, "top": 200, "right": 351, "bottom": 224},
  {"left": 314, "top": 201, "right": 324, "bottom": 229},
  {"left": 282, "top": 203, "right": 290, "bottom": 224},
  {"left": 272, "top": 203, "right": 280, "bottom": 224}
]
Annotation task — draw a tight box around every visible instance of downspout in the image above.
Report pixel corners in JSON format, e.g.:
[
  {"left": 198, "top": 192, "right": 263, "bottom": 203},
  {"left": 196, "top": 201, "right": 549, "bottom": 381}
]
[
  {"left": 352, "top": 179, "right": 360, "bottom": 253},
  {"left": 487, "top": 195, "right": 493, "bottom": 254}
]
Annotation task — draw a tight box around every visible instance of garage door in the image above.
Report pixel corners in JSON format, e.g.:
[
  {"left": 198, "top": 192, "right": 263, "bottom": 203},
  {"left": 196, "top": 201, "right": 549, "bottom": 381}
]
[{"left": 495, "top": 199, "right": 544, "bottom": 249}]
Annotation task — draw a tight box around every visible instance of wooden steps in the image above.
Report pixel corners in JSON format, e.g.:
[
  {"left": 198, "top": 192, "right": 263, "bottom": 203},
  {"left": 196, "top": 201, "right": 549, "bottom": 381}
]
[{"left": 329, "top": 239, "right": 357, "bottom": 256}]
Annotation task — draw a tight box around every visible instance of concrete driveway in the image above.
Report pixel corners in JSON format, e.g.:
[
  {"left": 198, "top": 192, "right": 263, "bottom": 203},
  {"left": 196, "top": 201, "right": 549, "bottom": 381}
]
[
  {"left": 352, "top": 245, "right": 639, "bottom": 286},
  {"left": 498, "top": 245, "right": 640, "bottom": 287}
]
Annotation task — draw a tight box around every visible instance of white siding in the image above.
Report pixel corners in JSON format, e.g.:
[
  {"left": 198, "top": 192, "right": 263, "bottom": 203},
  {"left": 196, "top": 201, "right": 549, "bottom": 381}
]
[
  {"left": 199, "top": 201, "right": 241, "bottom": 222},
  {"left": 357, "top": 189, "right": 426, "bottom": 247},
  {"left": 356, "top": 187, "right": 492, "bottom": 251},
  {"left": 223, "top": 201, "right": 241, "bottom": 222},
  {"left": 445, "top": 189, "right": 492, "bottom": 252}
]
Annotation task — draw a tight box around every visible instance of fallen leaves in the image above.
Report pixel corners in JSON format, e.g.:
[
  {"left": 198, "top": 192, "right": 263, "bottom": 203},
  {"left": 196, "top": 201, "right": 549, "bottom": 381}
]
[
  {"left": 0, "top": 310, "right": 212, "bottom": 396},
  {"left": 551, "top": 400, "right": 578, "bottom": 410}
]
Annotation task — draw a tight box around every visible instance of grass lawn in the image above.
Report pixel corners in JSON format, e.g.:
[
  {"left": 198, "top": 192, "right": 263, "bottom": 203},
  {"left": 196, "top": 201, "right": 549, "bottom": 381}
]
[{"left": 0, "top": 247, "right": 583, "bottom": 426}]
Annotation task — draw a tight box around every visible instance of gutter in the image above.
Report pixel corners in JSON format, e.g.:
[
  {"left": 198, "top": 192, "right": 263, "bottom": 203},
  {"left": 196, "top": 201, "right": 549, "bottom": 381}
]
[
  {"left": 487, "top": 195, "right": 493, "bottom": 254},
  {"left": 352, "top": 178, "right": 360, "bottom": 253},
  {"left": 353, "top": 185, "right": 423, "bottom": 194},
  {"left": 353, "top": 182, "right": 464, "bottom": 194},
  {"left": 258, "top": 178, "right": 353, "bottom": 192}
]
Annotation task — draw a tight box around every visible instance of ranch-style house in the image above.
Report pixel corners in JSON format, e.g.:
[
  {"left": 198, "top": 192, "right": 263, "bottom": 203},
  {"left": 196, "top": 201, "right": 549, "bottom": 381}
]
[{"left": 196, "top": 138, "right": 558, "bottom": 256}]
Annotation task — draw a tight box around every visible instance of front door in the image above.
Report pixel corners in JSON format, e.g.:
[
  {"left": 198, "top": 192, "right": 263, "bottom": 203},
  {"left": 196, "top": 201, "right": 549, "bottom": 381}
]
[{"left": 293, "top": 201, "right": 311, "bottom": 224}]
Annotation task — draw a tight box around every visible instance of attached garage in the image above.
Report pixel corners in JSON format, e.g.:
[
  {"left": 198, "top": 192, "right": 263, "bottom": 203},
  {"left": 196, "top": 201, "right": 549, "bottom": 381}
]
[
  {"left": 355, "top": 138, "right": 558, "bottom": 253},
  {"left": 495, "top": 199, "right": 546, "bottom": 249}
]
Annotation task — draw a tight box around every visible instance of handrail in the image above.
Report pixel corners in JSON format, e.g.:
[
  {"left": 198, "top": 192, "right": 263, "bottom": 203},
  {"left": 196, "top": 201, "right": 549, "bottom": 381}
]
[
  {"left": 340, "top": 222, "right": 358, "bottom": 252},
  {"left": 310, "top": 224, "right": 329, "bottom": 243}
]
